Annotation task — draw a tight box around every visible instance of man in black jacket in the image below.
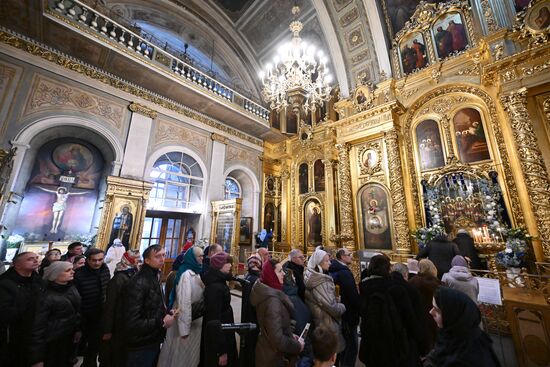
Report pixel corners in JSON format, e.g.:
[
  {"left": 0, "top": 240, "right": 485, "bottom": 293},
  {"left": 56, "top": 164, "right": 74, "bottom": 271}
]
[
  {"left": 454, "top": 229, "right": 483, "bottom": 270},
  {"left": 416, "top": 233, "right": 460, "bottom": 278},
  {"left": 124, "top": 245, "right": 174, "bottom": 367},
  {"left": 74, "top": 248, "right": 110, "bottom": 367},
  {"left": 0, "top": 252, "right": 45, "bottom": 366},
  {"left": 284, "top": 249, "right": 306, "bottom": 301},
  {"left": 329, "top": 248, "right": 360, "bottom": 367},
  {"left": 61, "top": 241, "right": 84, "bottom": 263}
]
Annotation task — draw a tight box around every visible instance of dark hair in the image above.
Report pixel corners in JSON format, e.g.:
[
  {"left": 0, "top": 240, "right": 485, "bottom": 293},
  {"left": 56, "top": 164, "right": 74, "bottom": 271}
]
[
  {"left": 367, "top": 254, "right": 391, "bottom": 277},
  {"left": 311, "top": 326, "right": 338, "bottom": 362},
  {"left": 143, "top": 244, "right": 163, "bottom": 260},
  {"left": 73, "top": 255, "right": 86, "bottom": 264},
  {"left": 85, "top": 248, "right": 104, "bottom": 258},
  {"left": 335, "top": 248, "right": 347, "bottom": 260},
  {"left": 12, "top": 251, "right": 35, "bottom": 264},
  {"left": 45, "top": 248, "right": 61, "bottom": 256},
  {"left": 68, "top": 242, "right": 83, "bottom": 251}
]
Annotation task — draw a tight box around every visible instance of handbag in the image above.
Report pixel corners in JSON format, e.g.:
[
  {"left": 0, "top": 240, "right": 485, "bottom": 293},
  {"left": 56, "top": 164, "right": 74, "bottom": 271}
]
[{"left": 191, "top": 298, "right": 205, "bottom": 320}]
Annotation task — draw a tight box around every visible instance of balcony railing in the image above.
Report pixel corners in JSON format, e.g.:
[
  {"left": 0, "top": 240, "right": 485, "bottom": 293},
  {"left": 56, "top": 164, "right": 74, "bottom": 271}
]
[{"left": 48, "top": 0, "right": 270, "bottom": 121}]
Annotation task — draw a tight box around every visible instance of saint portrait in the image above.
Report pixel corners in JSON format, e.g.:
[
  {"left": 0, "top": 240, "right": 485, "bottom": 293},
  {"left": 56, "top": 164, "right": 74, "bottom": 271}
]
[
  {"left": 399, "top": 32, "right": 428, "bottom": 75},
  {"left": 362, "top": 149, "right": 379, "bottom": 169},
  {"left": 109, "top": 205, "right": 134, "bottom": 249},
  {"left": 239, "top": 217, "right": 252, "bottom": 244},
  {"left": 356, "top": 90, "right": 367, "bottom": 105},
  {"left": 314, "top": 160, "right": 325, "bottom": 192},
  {"left": 304, "top": 200, "right": 322, "bottom": 246},
  {"left": 264, "top": 203, "right": 275, "bottom": 232},
  {"left": 267, "top": 178, "right": 274, "bottom": 191},
  {"left": 453, "top": 108, "right": 491, "bottom": 163},
  {"left": 359, "top": 184, "right": 392, "bottom": 250},
  {"left": 415, "top": 119, "right": 445, "bottom": 171},
  {"left": 528, "top": 3, "right": 550, "bottom": 30},
  {"left": 381, "top": 0, "right": 444, "bottom": 38},
  {"left": 299, "top": 163, "right": 309, "bottom": 194},
  {"left": 432, "top": 12, "right": 468, "bottom": 60}
]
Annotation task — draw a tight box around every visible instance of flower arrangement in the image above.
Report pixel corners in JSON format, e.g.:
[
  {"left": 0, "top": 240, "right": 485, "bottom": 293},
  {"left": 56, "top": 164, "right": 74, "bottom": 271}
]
[
  {"left": 412, "top": 224, "right": 446, "bottom": 249},
  {"left": 495, "top": 227, "right": 531, "bottom": 268},
  {"left": 6, "top": 234, "right": 24, "bottom": 248}
]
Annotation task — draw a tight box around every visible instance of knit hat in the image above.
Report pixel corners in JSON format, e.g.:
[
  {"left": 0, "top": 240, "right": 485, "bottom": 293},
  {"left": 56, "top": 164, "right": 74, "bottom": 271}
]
[
  {"left": 115, "top": 250, "right": 140, "bottom": 272},
  {"left": 210, "top": 252, "right": 231, "bottom": 270},
  {"left": 407, "top": 259, "right": 419, "bottom": 274},
  {"left": 451, "top": 255, "right": 469, "bottom": 268},
  {"left": 43, "top": 261, "right": 73, "bottom": 282},
  {"left": 247, "top": 254, "right": 262, "bottom": 271},
  {"left": 307, "top": 249, "right": 328, "bottom": 271},
  {"left": 113, "top": 238, "right": 123, "bottom": 246}
]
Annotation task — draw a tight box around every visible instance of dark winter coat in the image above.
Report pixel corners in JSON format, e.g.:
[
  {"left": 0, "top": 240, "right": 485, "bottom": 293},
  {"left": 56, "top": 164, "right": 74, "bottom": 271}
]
[
  {"left": 241, "top": 270, "right": 261, "bottom": 367},
  {"left": 284, "top": 261, "right": 306, "bottom": 301},
  {"left": 74, "top": 263, "right": 110, "bottom": 317},
  {"left": 329, "top": 259, "right": 360, "bottom": 325},
  {"left": 454, "top": 233, "right": 483, "bottom": 270},
  {"left": 101, "top": 268, "right": 136, "bottom": 366},
  {"left": 250, "top": 281, "right": 302, "bottom": 367},
  {"left": 408, "top": 273, "right": 443, "bottom": 354},
  {"left": 201, "top": 268, "right": 238, "bottom": 366},
  {"left": 123, "top": 264, "right": 167, "bottom": 349},
  {"left": 359, "top": 275, "right": 422, "bottom": 367},
  {"left": 416, "top": 239, "right": 460, "bottom": 278},
  {"left": 304, "top": 269, "right": 346, "bottom": 353},
  {"left": 29, "top": 282, "right": 81, "bottom": 366},
  {"left": 0, "top": 267, "right": 45, "bottom": 366}
]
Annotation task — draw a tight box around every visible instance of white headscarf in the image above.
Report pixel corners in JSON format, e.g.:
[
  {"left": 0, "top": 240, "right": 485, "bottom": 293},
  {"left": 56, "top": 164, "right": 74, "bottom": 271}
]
[{"left": 307, "top": 249, "right": 328, "bottom": 272}]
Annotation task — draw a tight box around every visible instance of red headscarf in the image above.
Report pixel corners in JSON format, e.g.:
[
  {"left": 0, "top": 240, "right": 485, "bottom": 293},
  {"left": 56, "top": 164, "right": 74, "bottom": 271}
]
[{"left": 260, "top": 259, "right": 282, "bottom": 290}]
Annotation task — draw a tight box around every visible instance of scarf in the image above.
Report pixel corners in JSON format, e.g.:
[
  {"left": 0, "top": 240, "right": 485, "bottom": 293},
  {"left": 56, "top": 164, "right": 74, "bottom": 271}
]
[
  {"left": 169, "top": 247, "right": 203, "bottom": 308},
  {"left": 260, "top": 259, "right": 282, "bottom": 290},
  {"left": 307, "top": 249, "right": 328, "bottom": 273}
]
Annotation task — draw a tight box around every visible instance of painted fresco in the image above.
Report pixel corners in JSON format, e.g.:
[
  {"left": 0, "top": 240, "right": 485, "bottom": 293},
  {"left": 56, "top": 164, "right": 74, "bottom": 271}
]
[
  {"left": 299, "top": 163, "right": 309, "bottom": 194},
  {"left": 453, "top": 108, "right": 491, "bottom": 163},
  {"left": 304, "top": 199, "right": 322, "bottom": 246},
  {"left": 399, "top": 32, "right": 429, "bottom": 74},
  {"left": 359, "top": 183, "right": 392, "bottom": 250},
  {"left": 416, "top": 119, "right": 445, "bottom": 171},
  {"left": 314, "top": 160, "right": 325, "bottom": 192},
  {"left": 432, "top": 12, "right": 469, "bottom": 60}
]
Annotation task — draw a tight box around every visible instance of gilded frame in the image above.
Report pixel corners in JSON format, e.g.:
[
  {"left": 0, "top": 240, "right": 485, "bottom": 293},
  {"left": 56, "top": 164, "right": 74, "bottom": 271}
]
[
  {"left": 299, "top": 194, "right": 326, "bottom": 253},
  {"left": 355, "top": 182, "right": 395, "bottom": 251},
  {"left": 411, "top": 117, "right": 448, "bottom": 173}
]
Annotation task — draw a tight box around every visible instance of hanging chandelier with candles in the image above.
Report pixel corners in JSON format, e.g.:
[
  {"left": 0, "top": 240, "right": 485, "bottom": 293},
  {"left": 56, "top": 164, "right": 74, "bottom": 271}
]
[{"left": 259, "top": 4, "right": 333, "bottom": 113}]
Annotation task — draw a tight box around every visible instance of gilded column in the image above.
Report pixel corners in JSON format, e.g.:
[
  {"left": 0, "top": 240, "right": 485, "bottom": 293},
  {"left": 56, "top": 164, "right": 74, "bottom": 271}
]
[
  {"left": 335, "top": 143, "right": 355, "bottom": 249},
  {"left": 501, "top": 88, "right": 550, "bottom": 261},
  {"left": 323, "top": 159, "right": 337, "bottom": 249},
  {"left": 385, "top": 129, "right": 411, "bottom": 254},
  {"left": 281, "top": 169, "right": 290, "bottom": 244}
]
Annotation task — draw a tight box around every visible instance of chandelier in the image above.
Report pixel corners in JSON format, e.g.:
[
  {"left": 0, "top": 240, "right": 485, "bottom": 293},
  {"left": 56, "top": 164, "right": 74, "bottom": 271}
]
[{"left": 259, "top": 5, "right": 332, "bottom": 113}]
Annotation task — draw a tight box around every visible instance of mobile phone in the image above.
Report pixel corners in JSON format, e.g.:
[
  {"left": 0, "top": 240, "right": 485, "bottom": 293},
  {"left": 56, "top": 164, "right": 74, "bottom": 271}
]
[{"left": 299, "top": 323, "right": 310, "bottom": 341}]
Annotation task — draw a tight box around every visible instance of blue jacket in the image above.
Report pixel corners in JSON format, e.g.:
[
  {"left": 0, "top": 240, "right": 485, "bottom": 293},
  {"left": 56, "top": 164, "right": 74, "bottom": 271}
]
[{"left": 329, "top": 259, "right": 360, "bottom": 325}]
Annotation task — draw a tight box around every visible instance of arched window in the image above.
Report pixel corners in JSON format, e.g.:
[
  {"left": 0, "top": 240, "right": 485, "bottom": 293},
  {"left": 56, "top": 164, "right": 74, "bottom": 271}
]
[
  {"left": 149, "top": 152, "right": 203, "bottom": 210},
  {"left": 224, "top": 177, "right": 241, "bottom": 199}
]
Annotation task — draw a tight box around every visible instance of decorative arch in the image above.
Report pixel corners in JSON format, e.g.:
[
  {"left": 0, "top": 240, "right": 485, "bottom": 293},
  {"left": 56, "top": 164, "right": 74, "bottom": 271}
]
[
  {"left": 224, "top": 164, "right": 261, "bottom": 233},
  {"left": 403, "top": 83, "right": 522, "bottom": 227},
  {"left": 145, "top": 145, "right": 209, "bottom": 184}
]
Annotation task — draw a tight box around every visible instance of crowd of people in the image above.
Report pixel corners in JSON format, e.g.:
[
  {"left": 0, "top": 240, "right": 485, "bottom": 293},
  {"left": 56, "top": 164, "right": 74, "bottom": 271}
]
[{"left": 0, "top": 230, "right": 501, "bottom": 367}]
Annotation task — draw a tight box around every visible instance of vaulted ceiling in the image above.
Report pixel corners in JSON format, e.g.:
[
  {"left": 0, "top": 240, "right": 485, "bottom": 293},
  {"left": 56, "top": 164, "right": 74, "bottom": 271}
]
[{"left": 98, "top": 0, "right": 395, "bottom": 99}]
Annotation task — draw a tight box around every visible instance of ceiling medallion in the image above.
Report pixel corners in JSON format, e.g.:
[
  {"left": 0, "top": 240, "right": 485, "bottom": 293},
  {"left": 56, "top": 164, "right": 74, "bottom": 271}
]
[{"left": 259, "top": 3, "right": 332, "bottom": 114}]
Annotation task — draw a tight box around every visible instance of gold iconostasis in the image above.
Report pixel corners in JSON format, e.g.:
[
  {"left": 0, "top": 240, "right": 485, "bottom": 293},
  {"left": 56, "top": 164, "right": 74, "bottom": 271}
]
[{"left": 260, "top": 0, "right": 550, "bottom": 262}]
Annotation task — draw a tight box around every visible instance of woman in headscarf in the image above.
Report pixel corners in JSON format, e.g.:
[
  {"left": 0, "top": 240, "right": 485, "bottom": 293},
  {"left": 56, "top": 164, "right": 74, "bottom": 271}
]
[
  {"left": 304, "top": 248, "right": 346, "bottom": 354},
  {"left": 426, "top": 287, "right": 500, "bottom": 367},
  {"left": 409, "top": 259, "right": 442, "bottom": 356},
  {"left": 159, "top": 247, "right": 204, "bottom": 367},
  {"left": 105, "top": 239, "right": 125, "bottom": 277},
  {"left": 201, "top": 252, "right": 238, "bottom": 367},
  {"left": 251, "top": 258, "right": 304, "bottom": 367},
  {"left": 29, "top": 261, "right": 81, "bottom": 367},
  {"left": 100, "top": 250, "right": 140, "bottom": 367},
  {"left": 38, "top": 248, "right": 61, "bottom": 276},
  {"left": 442, "top": 255, "right": 479, "bottom": 303}
]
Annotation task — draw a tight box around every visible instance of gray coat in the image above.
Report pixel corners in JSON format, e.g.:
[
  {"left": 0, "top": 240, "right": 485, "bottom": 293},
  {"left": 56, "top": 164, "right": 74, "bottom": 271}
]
[
  {"left": 304, "top": 269, "right": 346, "bottom": 353},
  {"left": 442, "top": 266, "right": 479, "bottom": 303}
]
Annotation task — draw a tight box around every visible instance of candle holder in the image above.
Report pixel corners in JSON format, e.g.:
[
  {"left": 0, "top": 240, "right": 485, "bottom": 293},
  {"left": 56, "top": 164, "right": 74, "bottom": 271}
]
[{"left": 474, "top": 241, "right": 506, "bottom": 271}]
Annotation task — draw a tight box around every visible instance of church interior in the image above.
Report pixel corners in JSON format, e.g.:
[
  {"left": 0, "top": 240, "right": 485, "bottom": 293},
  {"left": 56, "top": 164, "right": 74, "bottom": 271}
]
[{"left": 1, "top": 0, "right": 550, "bottom": 365}]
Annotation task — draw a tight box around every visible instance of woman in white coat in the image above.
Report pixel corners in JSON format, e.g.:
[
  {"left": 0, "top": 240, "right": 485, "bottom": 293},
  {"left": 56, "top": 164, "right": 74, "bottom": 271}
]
[
  {"left": 105, "top": 239, "right": 125, "bottom": 277},
  {"left": 158, "top": 246, "right": 205, "bottom": 367}
]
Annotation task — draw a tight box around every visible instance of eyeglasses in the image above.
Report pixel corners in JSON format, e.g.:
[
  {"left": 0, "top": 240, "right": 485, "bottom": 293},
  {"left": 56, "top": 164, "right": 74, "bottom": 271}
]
[{"left": 342, "top": 253, "right": 352, "bottom": 257}]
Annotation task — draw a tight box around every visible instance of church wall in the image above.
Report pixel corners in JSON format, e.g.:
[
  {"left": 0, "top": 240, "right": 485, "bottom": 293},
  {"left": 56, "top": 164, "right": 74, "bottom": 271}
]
[{"left": 0, "top": 45, "right": 263, "bottom": 248}]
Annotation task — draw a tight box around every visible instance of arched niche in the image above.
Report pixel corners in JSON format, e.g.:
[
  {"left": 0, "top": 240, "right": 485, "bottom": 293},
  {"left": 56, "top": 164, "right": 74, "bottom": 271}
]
[
  {"left": 303, "top": 198, "right": 323, "bottom": 249},
  {"left": 357, "top": 182, "right": 393, "bottom": 250},
  {"left": 298, "top": 162, "right": 309, "bottom": 194}
]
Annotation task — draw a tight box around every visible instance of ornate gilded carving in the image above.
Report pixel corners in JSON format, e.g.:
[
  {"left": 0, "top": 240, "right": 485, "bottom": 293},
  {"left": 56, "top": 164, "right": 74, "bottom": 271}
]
[
  {"left": 501, "top": 88, "right": 550, "bottom": 259},
  {"left": 513, "top": 0, "right": 550, "bottom": 47},
  {"left": 385, "top": 129, "right": 411, "bottom": 253},
  {"left": 0, "top": 30, "right": 263, "bottom": 147},
  {"left": 23, "top": 75, "right": 125, "bottom": 132},
  {"left": 480, "top": 0, "right": 499, "bottom": 33},
  {"left": 0, "top": 62, "right": 17, "bottom": 138},
  {"left": 211, "top": 133, "right": 229, "bottom": 145},
  {"left": 335, "top": 143, "right": 355, "bottom": 248},
  {"left": 128, "top": 102, "right": 157, "bottom": 119}
]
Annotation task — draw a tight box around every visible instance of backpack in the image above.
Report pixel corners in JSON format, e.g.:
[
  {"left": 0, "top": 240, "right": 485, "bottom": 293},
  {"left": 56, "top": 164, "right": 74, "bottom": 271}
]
[{"left": 359, "top": 290, "right": 410, "bottom": 366}]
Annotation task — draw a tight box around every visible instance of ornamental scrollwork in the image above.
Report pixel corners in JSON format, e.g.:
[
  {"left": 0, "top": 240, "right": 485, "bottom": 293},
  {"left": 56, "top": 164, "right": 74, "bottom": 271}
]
[
  {"left": 512, "top": 0, "right": 550, "bottom": 47},
  {"left": 357, "top": 141, "right": 383, "bottom": 177},
  {"left": 128, "top": 102, "right": 158, "bottom": 119},
  {"left": 335, "top": 143, "right": 355, "bottom": 248}
]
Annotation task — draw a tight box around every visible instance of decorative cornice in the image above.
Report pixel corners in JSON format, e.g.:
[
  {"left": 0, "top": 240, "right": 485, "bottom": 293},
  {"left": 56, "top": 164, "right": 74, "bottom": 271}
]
[
  {"left": 0, "top": 29, "right": 263, "bottom": 147},
  {"left": 128, "top": 102, "right": 157, "bottom": 119},
  {"left": 211, "top": 133, "right": 229, "bottom": 145}
]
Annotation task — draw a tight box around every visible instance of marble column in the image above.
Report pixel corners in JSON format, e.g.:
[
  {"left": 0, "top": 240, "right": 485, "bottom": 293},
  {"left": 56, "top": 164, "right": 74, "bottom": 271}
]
[
  {"left": 384, "top": 129, "right": 411, "bottom": 254},
  {"left": 203, "top": 133, "right": 228, "bottom": 239},
  {"left": 120, "top": 103, "right": 156, "bottom": 179},
  {"left": 501, "top": 88, "right": 550, "bottom": 261}
]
